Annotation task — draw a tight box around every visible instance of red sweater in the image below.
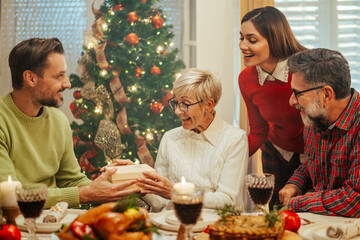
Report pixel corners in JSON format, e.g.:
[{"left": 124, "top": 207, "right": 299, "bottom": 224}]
[{"left": 239, "top": 66, "right": 304, "bottom": 156}]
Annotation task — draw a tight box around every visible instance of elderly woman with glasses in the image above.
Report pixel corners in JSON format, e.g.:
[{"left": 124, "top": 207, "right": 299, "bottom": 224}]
[{"left": 137, "top": 68, "right": 248, "bottom": 212}]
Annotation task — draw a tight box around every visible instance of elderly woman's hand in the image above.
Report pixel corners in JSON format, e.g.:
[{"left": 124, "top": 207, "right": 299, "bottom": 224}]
[
  {"left": 99, "top": 159, "right": 134, "bottom": 172},
  {"left": 137, "top": 171, "right": 173, "bottom": 199}
]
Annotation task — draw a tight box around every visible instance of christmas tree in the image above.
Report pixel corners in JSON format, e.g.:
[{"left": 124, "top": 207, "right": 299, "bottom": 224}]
[{"left": 69, "top": 0, "right": 185, "bottom": 179}]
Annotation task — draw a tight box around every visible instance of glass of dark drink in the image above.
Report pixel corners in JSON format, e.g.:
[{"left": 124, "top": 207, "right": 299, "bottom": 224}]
[
  {"left": 171, "top": 187, "right": 204, "bottom": 240},
  {"left": 15, "top": 183, "right": 47, "bottom": 240},
  {"left": 246, "top": 173, "right": 274, "bottom": 214}
]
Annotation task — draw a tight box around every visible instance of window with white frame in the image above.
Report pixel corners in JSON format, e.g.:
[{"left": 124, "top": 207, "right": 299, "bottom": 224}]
[{"left": 275, "top": 0, "right": 360, "bottom": 92}]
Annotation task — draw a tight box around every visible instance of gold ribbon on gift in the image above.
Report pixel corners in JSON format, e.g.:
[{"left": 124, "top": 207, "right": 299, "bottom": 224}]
[
  {"left": 135, "top": 132, "right": 155, "bottom": 168},
  {"left": 95, "top": 43, "right": 110, "bottom": 69},
  {"left": 110, "top": 74, "right": 129, "bottom": 105},
  {"left": 116, "top": 107, "right": 132, "bottom": 135}
]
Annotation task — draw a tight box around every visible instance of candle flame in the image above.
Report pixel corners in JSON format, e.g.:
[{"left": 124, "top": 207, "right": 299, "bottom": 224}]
[
  {"left": 8, "top": 175, "right": 12, "bottom": 183},
  {"left": 181, "top": 176, "right": 186, "bottom": 184}
]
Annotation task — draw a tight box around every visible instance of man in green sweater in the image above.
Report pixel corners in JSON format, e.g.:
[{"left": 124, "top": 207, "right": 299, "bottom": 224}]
[{"left": 0, "top": 38, "right": 139, "bottom": 208}]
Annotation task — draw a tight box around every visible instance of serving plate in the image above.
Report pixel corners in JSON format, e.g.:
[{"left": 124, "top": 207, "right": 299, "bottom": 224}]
[
  {"left": 298, "top": 222, "right": 360, "bottom": 240},
  {"left": 16, "top": 209, "right": 84, "bottom": 233},
  {"left": 151, "top": 209, "right": 219, "bottom": 232}
]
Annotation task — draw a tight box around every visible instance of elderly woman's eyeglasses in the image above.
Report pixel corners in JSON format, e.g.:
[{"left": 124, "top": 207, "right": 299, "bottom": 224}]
[
  {"left": 292, "top": 86, "right": 324, "bottom": 99},
  {"left": 168, "top": 97, "right": 203, "bottom": 113}
]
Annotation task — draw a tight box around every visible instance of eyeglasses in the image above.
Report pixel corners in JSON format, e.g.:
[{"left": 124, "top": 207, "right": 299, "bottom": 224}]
[
  {"left": 292, "top": 86, "right": 324, "bottom": 100},
  {"left": 168, "top": 97, "right": 203, "bottom": 113}
]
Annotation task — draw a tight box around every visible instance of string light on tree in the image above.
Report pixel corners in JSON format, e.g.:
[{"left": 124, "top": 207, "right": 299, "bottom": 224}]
[
  {"left": 100, "top": 69, "right": 108, "bottom": 77},
  {"left": 146, "top": 131, "right": 154, "bottom": 141},
  {"left": 101, "top": 23, "right": 108, "bottom": 30},
  {"left": 156, "top": 45, "right": 164, "bottom": 53}
]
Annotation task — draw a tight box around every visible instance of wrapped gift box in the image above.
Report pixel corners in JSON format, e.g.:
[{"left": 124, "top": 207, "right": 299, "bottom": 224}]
[{"left": 105, "top": 164, "right": 156, "bottom": 189}]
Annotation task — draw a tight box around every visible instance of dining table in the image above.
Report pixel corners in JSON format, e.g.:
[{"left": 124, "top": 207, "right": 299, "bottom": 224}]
[{"left": 17, "top": 210, "right": 358, "bottom": 240}]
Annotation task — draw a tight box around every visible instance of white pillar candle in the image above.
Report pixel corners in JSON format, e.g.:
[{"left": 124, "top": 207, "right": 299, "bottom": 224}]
[
  {"left": 173, "top": 176, "right": 195, "bottom": 194},
  {"left": 0, "top": 176, "right": 21, "bottom": 207}
]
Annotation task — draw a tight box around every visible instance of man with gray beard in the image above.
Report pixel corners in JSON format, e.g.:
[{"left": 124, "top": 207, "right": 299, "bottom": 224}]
[{"left": 279, "top": 48, "right": 360, "bottom": 217}]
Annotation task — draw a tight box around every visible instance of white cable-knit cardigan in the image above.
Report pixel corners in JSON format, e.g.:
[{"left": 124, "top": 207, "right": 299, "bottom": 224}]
[{"left": 144, "top": 112, "right": 249, "bottom": 212}]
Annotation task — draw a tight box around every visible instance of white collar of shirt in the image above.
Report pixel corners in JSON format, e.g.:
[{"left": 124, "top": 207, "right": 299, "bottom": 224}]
[
  {"left": 182, "top": 111, "right": 223, "bottom": 146},
  {"left": 256, "top": 59, "right": 289, "bottom": 86}
]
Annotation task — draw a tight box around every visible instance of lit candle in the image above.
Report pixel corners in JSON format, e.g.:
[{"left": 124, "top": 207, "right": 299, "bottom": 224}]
[
  {"left": 0, "top": 176, "right": 21, "bottom": 207},
  {"left": 173, "top": 176, "right": 195, "bottom": 194}
]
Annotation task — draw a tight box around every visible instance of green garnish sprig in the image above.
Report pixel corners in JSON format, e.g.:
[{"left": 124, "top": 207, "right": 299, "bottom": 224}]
[{"left": 215, "top": 204, "right": 243, "bottom": 222}]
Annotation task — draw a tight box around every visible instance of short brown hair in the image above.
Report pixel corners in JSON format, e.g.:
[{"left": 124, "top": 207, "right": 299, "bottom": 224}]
[
  {"left": 242, "top": 6, "right": 306, "bottom": 59},
  {"left": 8, "top": 38, "right": 64, "bottom": 89}
]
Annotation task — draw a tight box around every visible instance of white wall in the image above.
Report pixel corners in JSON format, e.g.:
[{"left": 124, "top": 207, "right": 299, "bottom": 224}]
[{"left": 196, "top": 0, "right": 240, "bottom": 125}]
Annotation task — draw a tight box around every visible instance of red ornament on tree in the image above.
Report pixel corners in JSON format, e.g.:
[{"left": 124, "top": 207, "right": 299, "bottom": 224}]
[
  {"left": 124, "top": 33, "right": 139, "bottom": 46},
  {"left": 151, "top": 14, "right": 164, "bottom": 28},
  {"left": 127, "top": 12, "right": 139, "bottom": 23},
  {"left": 70, "top": 101, "right": 81, "bottom": 119},
  {"left": 73, "top": 90, "right": 81, "bottom": 99},
  {"left": 150, "top": 66, "right": 161, "bottom": 75},
  {"left": 150, "top": 101, "right": 164, "bottom": 114},
  {"left": 135, "top": 67, "right": 143, "bottom": 78},
  {"left": 114, "top": 4, "right": 124, "bottom": 11},
  {"left": 140, "top": 0, "right": 147, "bottom": 3}
]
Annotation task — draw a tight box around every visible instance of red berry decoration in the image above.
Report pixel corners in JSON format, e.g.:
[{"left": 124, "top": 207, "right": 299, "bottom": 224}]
[
  {"left": 140, "top": 0, "right": 147, "bottom": 3},
  {"left": 150, "top": 66, "right": 161, "bottom": 75},
  {"left": 73, "top": 90, "right": 81, "bottom": 99},
  {"left": 124, "top": 33, "right": 139, "bottom": 46},
  {"left": 114, "top": 4, "right": 124, "bottom": 11},
  {"left": 127, "top": 12, "right": 139, "bottom": 23},
  {"left": 0, "top": 224, "right": 21, "bottom": 240},
  {"left": 135, "top": 67, "right": 143, "bottom": 78},
  {"left": 150, "top": 101, "right": 164, "bottom": 114},
  {"left": 151, "top": 14, "right": 164, "bottom": 28},
  {"left": 278, "top": 209, "right": 301, "bottom": 232}
]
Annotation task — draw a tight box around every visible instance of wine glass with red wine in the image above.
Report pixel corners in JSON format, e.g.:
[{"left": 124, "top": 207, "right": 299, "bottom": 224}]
[
  {"left": 246, "top": 173, "right": 274, "bottom": 214},
  {"left": 15, "top": 183, "right": 47, "bottom": 240},
  {"left": 171, "top": 188, "right": 204, "bottom": 240}
]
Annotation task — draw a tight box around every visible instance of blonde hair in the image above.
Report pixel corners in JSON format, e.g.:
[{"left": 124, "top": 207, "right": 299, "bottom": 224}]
[{"left": 173, "top": 68, "right": 222, "bottom": 106}]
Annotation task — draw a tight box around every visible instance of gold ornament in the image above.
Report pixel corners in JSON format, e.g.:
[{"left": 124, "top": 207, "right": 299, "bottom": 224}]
[{"left": 94, "top": 119, "right": 122, "bottom": 160}]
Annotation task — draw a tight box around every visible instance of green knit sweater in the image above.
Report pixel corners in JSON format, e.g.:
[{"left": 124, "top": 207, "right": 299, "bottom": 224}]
[{"left": 0, "top": 93, "right": 92, "bottom": 208}]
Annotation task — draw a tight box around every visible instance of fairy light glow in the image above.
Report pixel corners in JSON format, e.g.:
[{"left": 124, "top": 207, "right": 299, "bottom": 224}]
[
  {"left": 100, "top": 69, "right": 108, "bottom": 76},
  {"left": 102, "top": 23, "right": 108, "bottom": 30}
]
